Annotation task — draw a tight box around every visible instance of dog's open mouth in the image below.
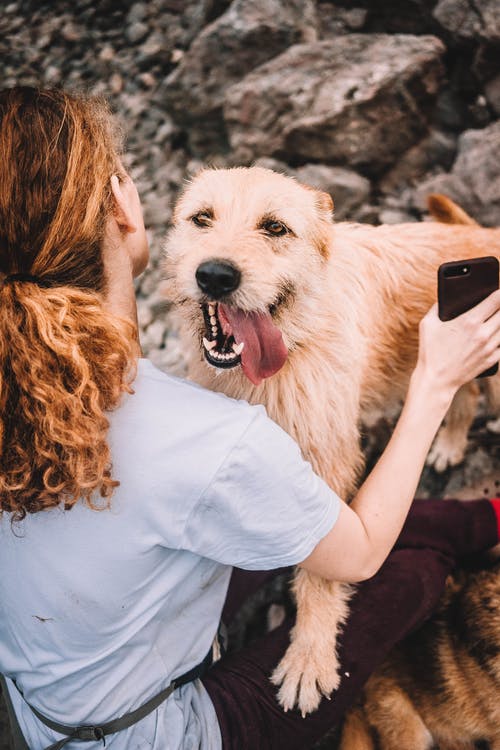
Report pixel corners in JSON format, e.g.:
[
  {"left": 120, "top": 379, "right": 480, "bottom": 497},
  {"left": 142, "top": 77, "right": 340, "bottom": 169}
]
[
  {"left": 201, "top": 302, "right": 288, "bottom": 386},
  {"left": 202, "top": 302, "right": 243, "bottom": 369}
]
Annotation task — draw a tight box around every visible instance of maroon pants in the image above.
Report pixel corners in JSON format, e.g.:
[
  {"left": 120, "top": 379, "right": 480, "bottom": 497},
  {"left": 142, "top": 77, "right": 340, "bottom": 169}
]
[{"left": 202, "top": 498, "right": 498, "bottom": 750}]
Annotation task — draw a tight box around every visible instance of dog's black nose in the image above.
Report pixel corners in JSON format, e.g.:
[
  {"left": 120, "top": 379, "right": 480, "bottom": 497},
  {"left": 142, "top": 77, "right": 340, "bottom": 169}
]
[{"left": 195, "top": 260, "right": 241, "bottom": 299}]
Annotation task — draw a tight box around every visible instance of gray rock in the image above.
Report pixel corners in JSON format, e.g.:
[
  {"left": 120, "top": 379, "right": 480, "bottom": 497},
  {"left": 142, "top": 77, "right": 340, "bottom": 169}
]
[
  {"left": 138, "top": 267, "right": 164, "bottom": 298},
  {"left": 143, "top": 194, "right": 172, "bottom": 229},
  {"left": 485, "top": 73, "right": 500, "bottom": 116},
  {"left": 361, "top": 0, "right": 439, "bottom": 35},
  {"left": 126, "top": 2, "right": 148, "bottom": 24},
  {"left": 433, "top": 0, "right": 500, "bottom": 42},
  {"left": 294, "top": 164, "right": 371, "bottom": 220},
  {"left": 352, "top": 204, "right": 381, "bottom": 224},
  {"left": 466, "top": 93, "right": 493, "bottom": 129},
  {"left": 412, "top": 120, "right": 500, "bottom": 226},
  {"left": 153, "top": 0, "right": 233, "bottom": 52},
  {"left": 148, "top": 340, "right": 188, "bottom": 378},
  {"left": 153, "top": 118, "right": 177, "bottom": 145},
  {"left": 61, "top": 21, "right": 82, "bottom": 42},
  {"left": 379, "top": 129, "right": 457, "bottom": 194},
  {"left": 44, "top": 65, "right": 62, "bottom": 84},
  {"left": 434, "top": 87, "right": 466, "bottom": 131},
  {"left": 125, "top": 21, "right": 149, "bottom": 44},
  {"left": 224, "top": 34, "right": 445, "bottom": 175},
  {"left": 137, "top": 31, "right": 166, "bottom": 62},
  {"left": 126, "top": 21, "right": 149, "bottom": 44},
  {"left": 163, "top": 0, "right": 318, "bottom": 154},
  {"left": 253, "top": 157, "right": 295, "bottom": 174},
  {"left": 137, "top": 300, "right": 154, "bottom": 331},
  {"left": 140, "top": 318, "right": 167, "bottom": 351},
  {"left": 378, "top": 208, "right": 417, "bottom": 224},
  {"left": 316, "top": 3, "right": 367, "bottom": 38}
]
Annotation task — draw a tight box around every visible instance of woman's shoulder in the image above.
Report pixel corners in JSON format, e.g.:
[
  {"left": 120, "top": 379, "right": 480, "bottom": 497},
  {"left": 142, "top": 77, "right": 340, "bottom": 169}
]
[
  {"left": 109, "top": 358, "right": 262, "bottom": 458},
  {"left": 133, "top": 358, "right": 257, "bottom": 418}
]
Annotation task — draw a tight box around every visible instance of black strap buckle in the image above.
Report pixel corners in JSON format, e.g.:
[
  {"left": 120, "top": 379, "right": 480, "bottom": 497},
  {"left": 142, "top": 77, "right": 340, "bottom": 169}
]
[{"left": 75, "top": 726, "right": 106, "bottom": 745}]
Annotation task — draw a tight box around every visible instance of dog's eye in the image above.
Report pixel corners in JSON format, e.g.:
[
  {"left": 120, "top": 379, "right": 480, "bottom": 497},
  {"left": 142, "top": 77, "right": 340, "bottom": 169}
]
[
  {"left": 261, "top": 220, "right": 290, "bottom": 236},
  {"left": 191, "top": 211, "right": 213, "bottom": 228}
]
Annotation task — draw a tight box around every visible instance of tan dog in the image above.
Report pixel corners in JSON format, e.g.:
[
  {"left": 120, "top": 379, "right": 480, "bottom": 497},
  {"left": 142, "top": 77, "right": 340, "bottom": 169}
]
[
  {"left": 162, "top": 167, "right": 500, "bottom": 715},
  {"left": 339, "top": 561, "right": 500, "bottom": 750}
]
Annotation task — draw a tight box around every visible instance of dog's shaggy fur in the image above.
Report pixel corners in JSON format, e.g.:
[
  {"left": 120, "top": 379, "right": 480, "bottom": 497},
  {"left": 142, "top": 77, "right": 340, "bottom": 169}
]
[
  {"left": 162, "top": 167, "right": 500, "bottom": 714},
  {"left": 339, "top": 561, "right": 500, "bottom": 750}
]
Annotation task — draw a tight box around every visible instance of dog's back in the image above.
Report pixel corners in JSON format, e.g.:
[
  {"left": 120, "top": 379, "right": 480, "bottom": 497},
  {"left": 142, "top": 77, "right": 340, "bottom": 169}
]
[{"left": 331, "top": 217, "right": 500, "bottom": 410}]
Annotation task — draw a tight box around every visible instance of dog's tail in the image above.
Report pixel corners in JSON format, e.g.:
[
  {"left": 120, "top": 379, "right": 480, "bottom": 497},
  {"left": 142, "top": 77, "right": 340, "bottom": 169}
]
[
  {"left": 427, "top": 193, "right": 479, "bottom": 226},
  {"left": 339, "top": 706, "right": 376, "bottom": 750}
]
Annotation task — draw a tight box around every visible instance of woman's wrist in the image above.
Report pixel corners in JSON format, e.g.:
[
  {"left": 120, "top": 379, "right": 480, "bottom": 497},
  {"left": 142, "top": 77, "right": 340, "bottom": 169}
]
[{"left": 407, "top": 364, "right": 455, "bottom": 423}]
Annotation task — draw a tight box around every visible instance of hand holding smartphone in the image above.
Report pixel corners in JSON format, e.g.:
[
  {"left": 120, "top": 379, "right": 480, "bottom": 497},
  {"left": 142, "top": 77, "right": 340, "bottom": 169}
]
[{"left": 438, "top": 256, "right": 500, "bottom": 377}]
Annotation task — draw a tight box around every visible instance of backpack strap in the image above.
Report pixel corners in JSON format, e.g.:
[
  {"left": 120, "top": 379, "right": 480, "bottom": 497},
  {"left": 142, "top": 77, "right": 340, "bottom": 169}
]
[{"left": 14, "top": 629, "right": 224, "bottom": 749}]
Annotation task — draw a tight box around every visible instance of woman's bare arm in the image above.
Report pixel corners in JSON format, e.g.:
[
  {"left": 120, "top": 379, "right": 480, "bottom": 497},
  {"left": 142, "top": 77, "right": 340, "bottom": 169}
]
[{"left": 301, "top": 290, "right": 500, "bottom": 582}]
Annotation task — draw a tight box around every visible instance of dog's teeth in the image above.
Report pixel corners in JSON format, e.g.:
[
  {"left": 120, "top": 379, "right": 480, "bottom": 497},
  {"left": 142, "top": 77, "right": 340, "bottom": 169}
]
[
  {"left": 203, "top": 337, "right": 216, "bottom": 351},
  {"left": 208, "top": 304, "right": 216, "bottom": 316},
  {"left": 210, "top": 315, "right": 217, "bottom": 325},
  {"left": 232, "top": 342, "right": 244, "bottom": 355},
  {"left": 211, "top": 326, "right": 218, "bottom": 335}
]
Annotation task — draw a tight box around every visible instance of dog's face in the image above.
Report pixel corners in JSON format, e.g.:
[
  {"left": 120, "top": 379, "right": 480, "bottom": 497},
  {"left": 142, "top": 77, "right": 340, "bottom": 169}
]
[{"left": 163, "top": 167, "right": 334, "bottom": 386}]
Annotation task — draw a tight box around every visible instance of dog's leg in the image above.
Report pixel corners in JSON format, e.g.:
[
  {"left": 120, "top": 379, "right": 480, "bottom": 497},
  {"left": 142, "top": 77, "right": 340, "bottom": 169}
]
[
  {"left": 485, "top": 371, "right": 500, "bottom": 434},
  {"left": 270, "top": 407, "right": 365, "bottom": 716},
  {"left": 363, "top": 676, "right": 434, "bottom": 750},
  {"left": 426, "top": 382, "right": 479, "bottom": 472},
  {"left": 338, "top": 706, "right": 376, "bottom": 750},
  {"left": 271, "top": 572, "right": 353, "bottom": 715}
]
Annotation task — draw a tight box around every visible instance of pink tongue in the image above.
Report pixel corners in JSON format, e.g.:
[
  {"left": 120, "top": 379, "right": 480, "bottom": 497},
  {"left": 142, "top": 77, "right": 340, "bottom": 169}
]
[{"left": 218, "top": 304, "right": 288, "bottom": 386}]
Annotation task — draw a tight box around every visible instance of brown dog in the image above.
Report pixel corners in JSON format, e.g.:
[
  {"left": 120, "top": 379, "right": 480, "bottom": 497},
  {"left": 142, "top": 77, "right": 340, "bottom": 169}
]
[
  {"left": 339, "top": 560, "right": 500, "bottom": 750},
  {"left": 162, "top": 167, "right": 500, "bottom": 715}
]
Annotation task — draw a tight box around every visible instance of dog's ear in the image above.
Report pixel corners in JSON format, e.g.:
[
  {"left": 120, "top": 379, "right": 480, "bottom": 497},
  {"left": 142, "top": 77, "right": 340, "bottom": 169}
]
[
  {"left": 315, "top": 190, "right": 334, "bottom": 214},
  {"left": 301, "top": 183, "right": 335, "bottom": 216}
]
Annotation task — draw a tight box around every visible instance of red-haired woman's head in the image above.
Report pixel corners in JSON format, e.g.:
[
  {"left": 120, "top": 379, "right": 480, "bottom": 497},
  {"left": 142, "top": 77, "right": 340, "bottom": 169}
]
[{"left": 0, "top": 87, "right": 142, "bottom": 520}]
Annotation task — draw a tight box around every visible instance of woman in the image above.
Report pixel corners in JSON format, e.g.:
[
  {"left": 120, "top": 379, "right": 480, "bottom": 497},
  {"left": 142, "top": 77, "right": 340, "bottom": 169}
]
[{"left": 0, "top": 86, "right": 499, "bottom": 750}]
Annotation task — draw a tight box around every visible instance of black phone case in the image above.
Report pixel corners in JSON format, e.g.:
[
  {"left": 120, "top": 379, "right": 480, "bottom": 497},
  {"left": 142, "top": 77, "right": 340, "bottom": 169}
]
[{"left": 438, "top": 256, "right": 499, "bottom": 378}]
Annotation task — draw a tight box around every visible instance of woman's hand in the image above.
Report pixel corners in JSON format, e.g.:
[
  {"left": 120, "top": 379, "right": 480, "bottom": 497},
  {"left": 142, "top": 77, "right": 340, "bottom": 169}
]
[
  {"left": 302, "top": 287, "right": 500, "bottom": 584},
  {"left": 414, "top": 289, "right": 500, "bottom": 402}
]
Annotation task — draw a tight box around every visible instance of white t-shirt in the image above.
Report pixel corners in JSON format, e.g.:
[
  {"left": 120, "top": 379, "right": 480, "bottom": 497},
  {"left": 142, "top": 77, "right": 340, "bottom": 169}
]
[{"left": 0, "top": 359, "right": 340, "bottom": 749}]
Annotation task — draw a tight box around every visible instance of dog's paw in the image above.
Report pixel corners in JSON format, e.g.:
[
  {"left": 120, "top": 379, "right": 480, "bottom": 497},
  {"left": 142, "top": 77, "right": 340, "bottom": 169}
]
[
  {"left": 426, "top": 429, "right": 467, "bottom": 473},
  {"left": 271, "top": 638, "right": 341, "bottom": 716}
]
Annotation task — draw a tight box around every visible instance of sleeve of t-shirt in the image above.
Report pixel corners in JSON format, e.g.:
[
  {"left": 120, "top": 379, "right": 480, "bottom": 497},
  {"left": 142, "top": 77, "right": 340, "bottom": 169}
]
[{"left": 180, "top": 408, "right": 342, "bottom": 570}]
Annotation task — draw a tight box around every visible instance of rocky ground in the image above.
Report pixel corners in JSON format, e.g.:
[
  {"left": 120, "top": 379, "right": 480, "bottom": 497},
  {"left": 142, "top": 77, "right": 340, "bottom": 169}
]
[{"left": 1, "top": 0, "right": 499, "bottom": 747}]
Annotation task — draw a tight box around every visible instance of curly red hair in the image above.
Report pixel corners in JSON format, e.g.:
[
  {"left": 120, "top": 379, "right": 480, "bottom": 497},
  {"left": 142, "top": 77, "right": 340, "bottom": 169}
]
[{"left": 0, "top": 87, "right": 138, "bottom": 520}]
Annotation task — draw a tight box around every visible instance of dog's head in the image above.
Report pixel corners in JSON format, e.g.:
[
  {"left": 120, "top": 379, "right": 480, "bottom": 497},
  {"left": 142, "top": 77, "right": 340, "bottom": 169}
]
[{"left": 163, "top": 167, "right": 334, "bottom": 386}]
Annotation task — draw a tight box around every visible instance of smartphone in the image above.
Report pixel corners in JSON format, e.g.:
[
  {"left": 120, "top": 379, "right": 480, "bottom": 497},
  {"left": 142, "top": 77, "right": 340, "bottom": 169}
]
[{"left": 438, "top": 256, "right": 499, "bottom": 377}]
